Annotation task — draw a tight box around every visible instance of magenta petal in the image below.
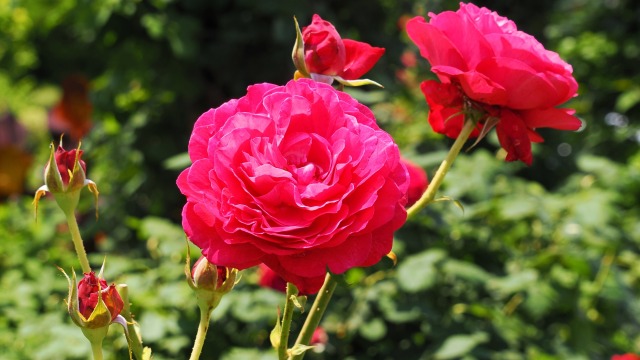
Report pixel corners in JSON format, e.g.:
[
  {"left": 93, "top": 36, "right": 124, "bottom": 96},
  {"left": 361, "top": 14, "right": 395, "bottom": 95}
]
[
  {"left": 454, "top": 70, "right": 508, "bottom": 106},
  {"left": 341, "top": 39, "right": 385, "bottom": 80},
  {"left": 475, "top": 57, "right": 559, "bottom": 109},
  {"left": 520, "top": 107, "right": 582, "bottom": 131},
  {"left": 496, "top": 111, "right": 533, "bottom": 165},
  {"left": 406, "top": 16, "right": 468, "bottom": 71}
]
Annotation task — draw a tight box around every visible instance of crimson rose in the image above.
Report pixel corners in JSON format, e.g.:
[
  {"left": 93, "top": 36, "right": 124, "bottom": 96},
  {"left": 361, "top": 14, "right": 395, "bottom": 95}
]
[
  {"left": 178, "top": 79, "right": 408, "bottom": 294},
  {"left": 406, "top": 3, "right": 581, "bottom": 165}
]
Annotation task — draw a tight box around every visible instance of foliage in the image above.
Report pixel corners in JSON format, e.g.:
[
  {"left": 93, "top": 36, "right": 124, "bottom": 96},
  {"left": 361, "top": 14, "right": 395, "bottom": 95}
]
[{"left": 1, "top": 0, "right": 639, "bottom": 359}]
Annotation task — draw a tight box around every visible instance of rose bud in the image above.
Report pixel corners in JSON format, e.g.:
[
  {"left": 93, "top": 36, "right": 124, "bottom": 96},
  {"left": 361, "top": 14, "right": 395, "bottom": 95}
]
[
  {"left": 77, "top": 272, "right": 124, "bottom": 325},
  {"left": 186, "top": 256, "right": 238, "bottom": 311},
  {"left": 292, "top": 14, "right": 385, "bottom": 87},
  {"left": 33, "top": 141, "right": 98, "bottom": 217},
  {"left": 60, "top": 268, "right": 126, "bottom": 330}
]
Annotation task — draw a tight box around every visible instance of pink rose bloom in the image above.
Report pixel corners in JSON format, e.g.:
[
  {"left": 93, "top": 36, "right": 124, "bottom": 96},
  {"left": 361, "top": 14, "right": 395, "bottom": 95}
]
[
  {"left": 612, "top": 355, "right": 640, "bottom": 360},
  {"left": 402, "top": 158, "right": 429, "bottom": 207},
  {"left": 406, "top": 2, "right": 582, "bottom": 165},
  {"left": 178, "top": 79, "right": 408, "bottom": 294},
  {"left": 303, "top": 14, "right": 385, "bottom": 80}
]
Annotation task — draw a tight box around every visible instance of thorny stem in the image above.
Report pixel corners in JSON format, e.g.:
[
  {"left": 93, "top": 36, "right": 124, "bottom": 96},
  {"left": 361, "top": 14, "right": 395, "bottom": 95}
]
[
  {"left": 290, "top": 273, "right": 338, "bottom": 360},
  {"left": 189, "top": 305, "right": 214, "bottom": 360},
  {"left": 277, "top": 283, "right": 299, "bottom": 359}
]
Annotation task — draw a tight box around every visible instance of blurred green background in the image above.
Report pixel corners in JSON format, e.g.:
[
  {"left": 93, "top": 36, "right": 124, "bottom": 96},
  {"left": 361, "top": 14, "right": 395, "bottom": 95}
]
[{"left": 1, "top": 0, "right": 639, "bottom": 359}]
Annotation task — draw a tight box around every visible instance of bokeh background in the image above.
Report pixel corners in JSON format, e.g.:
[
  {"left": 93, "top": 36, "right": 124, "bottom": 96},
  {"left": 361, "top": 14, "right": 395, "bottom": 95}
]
[{"left": 1, "top": 0, "right": 639, "bottom": 359}]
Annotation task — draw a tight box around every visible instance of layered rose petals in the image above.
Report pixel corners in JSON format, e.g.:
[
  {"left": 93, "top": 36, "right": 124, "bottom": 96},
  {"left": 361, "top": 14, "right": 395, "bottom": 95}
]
[
  {"left": 178, "top": 79, "right": 408, "bottom": 294},
  {"left": 406, "top": 3, "right": 582, "bottom": 164}
]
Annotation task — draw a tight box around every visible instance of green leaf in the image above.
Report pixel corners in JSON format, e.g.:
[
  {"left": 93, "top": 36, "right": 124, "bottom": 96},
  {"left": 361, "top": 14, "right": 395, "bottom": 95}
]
[
  {"left": 396, "top": 249, "right": 447, "bottom": 293},
  {"left": 442, "top": 259, "right": 492, "bottom": 283},
  {"left": 433, "top": 332, "right": 489, "bottom": 359},
  {"left": 359, "top": 318, "right": 387, "bottom": 341}
]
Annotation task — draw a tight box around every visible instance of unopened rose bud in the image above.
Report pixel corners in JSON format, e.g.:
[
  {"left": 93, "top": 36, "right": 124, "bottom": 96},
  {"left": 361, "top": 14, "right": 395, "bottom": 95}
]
[
  {"left": 186, "top": 256, "right": 238, "bottom": 311},
  {"left": 59, "top": 268, "right": 126, "bottom": 330},
  {"left": 78, "top": 272, "right": 124, "bottom": 325},
  {"left": 33, "top": 141, "right": 99, "bottom": 217},
  {"left": 191, "top": 256, "right": 227, "bottom": 291}
]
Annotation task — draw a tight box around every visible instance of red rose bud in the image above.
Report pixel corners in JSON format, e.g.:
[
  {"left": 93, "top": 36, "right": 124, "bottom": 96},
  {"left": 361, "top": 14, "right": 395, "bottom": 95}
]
[
  {"left": 401, "top": 158, "right": 429, "bottom": 208},
  {"left": 78, "top": 272, "right": 124, "bottom": 323},
  {"left": 59, "top": 267, "right": 125, "bottom": 331},
  {"left": 45, "top": 144, "right": 86, "bottom": 193},
  {"left": 293, "top": 14, "right": 385, "bottom": 87},
  {"left": 34, "top": 141, "right": 98, "bottom": 217}
]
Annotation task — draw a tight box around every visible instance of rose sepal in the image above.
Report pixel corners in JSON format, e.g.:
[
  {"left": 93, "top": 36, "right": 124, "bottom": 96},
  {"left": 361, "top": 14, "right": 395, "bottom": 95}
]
[
  {"left": 291, "top": 16, "right": 310, "bottom": 79},
  {"left": 333, "top": 75, "right": 383, "bottom": 88}
]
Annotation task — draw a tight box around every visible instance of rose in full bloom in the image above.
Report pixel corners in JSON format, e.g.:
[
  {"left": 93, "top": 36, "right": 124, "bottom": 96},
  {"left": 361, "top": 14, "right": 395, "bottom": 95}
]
[
  {"left": 402, "top": 158, "right": 429, "bottom": 207},
  {"left": 178, "top": 79, "right": 408, "bottom": 294},
  {"left": 406, "top": 3, "right": 582, "bottom": 165},
  {"left": 302, "top": 14, "right": 385, "bottom": 81},
  {"left": 77, "top": 272, "right": 123, "bottom": 323}
]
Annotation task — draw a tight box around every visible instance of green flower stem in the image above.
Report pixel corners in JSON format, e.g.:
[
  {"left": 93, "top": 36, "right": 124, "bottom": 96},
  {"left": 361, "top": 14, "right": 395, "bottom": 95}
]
[
  {"left": 189, "top": 305, "right": 214, "bottom": 360},
  {"left": 278, "top": 282, "right": 299, "bottom": 360},
  {"left": 118, "top": 285, "right": 145, "bottom": 360},
  {"left": 290, "top": 273, "right": 338, "bottom": 360},
  {"left": 90, "top": 338, "right": 104, "bottom": 360},
  {"left": 81, "top": 327, "right": 108, "bottom": 360},
  {"left": 64, "top": 210, "right": 91, "bottom": 274},
  {"left": 406, "top": 118, "right": 477, "bottom": 220}
]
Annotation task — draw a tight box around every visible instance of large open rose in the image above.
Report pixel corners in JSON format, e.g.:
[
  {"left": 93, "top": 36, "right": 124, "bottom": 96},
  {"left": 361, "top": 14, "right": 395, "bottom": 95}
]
[
  {"left": 407, "top": 3, "right": 582, "bottom": 165},
  {"left": 177, "top": 79, "right": 408, "bottom": 294}
]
